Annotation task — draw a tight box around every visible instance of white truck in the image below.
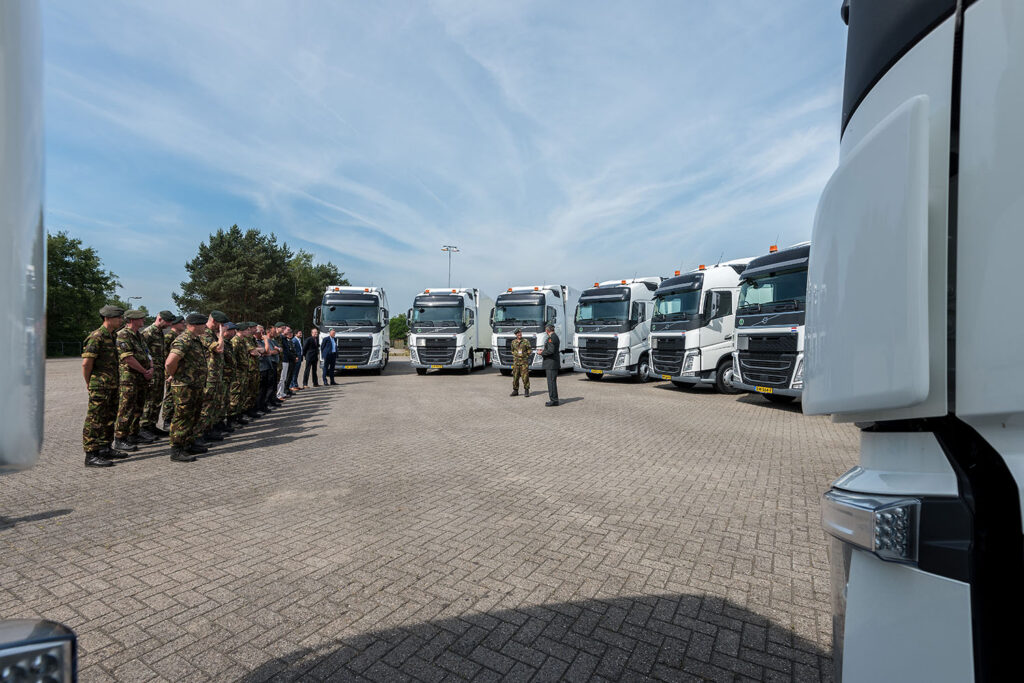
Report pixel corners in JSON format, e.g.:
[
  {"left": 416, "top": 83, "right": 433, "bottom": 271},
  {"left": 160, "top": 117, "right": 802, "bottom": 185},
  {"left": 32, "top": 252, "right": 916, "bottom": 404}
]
[
  {"left": 730, "top": 243, "right": 810, "bottom": 404},
  {"left": 313, "top": 286, "right": 391, "bottom": 375},
  {"left": 649, "top": 260, "right": 751, "bottom": 392},
  {"left": 490, "top": 285, "right": 580, "bottom": 374},
  {"left": 573, "top": 277, "right": 662, "bottom": 381},
  {"left": 408, "top": 288, "right": 494, "bottom": 375},
  {"left": 809, "top": 1, "right": 1023, "bottom": 681}
]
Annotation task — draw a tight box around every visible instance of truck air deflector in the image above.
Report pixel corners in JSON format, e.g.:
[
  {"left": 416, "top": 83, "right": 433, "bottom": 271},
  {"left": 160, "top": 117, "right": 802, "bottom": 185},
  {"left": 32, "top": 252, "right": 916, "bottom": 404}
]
[{"left": 804, "top": 94, "right": 930, "bottom": 415}]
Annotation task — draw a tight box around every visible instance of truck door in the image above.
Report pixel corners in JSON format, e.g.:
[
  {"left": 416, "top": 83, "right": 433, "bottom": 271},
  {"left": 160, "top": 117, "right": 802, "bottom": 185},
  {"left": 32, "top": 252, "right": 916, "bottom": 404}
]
[{"left": 700, "top": 290, "right": 732, "bottom": 370}]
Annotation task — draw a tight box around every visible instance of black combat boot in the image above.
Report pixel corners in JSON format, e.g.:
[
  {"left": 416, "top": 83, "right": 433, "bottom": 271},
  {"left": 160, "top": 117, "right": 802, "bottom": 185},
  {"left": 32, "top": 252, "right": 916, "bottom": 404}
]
[
  {"left": 245, "top": 408, "right": 261, "bottom": 419},
  {"left": 136, "top": 429, "right": 157, "bottom": 443},
  {"left": 218, "top": 420, "right": 235, "bottom": 433},
  {"left": 233, "top": 414, "right": 250, "bottom": 426},
  {"left": 99, "top": 446, "right": 129, "bottom": 460},
  {"left": 111, "top": 438, "right": 137, "bottom": 452},
  {"left": 510, "top": 390, "right": 519, "bottom": 396},
  {"left": 185, "top": 442, "right": 208, "bottom": 455},
  {"left": 171, "top": 447, "right": 197, "bottom": 462},
  {"left": 194, "top": 436, "right": 211, "bottom": 448},
  {"left": 204, "top": 430, "right": 225, "bottom": 442},
  {"left": 85, "top": 451, "right": 114, "bottom": 468},
  {"left": 149, "top": 424, "right": 170, "bottom": 437},
  {"left": 524, "top": 389, "right": 530, "bottom": 397}
]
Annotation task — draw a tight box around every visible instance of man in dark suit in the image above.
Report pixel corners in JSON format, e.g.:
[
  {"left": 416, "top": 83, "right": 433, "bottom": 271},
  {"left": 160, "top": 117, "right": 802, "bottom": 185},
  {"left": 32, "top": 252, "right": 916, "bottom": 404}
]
[
  {"left": 541, "top": 323, "right": 560, "bottom": 406},
  {"left": 321, "top": 329, "right": 338, "bottom": 385},
  {"left": 302, "top": 327, "right": 320, "bottom": 387}
]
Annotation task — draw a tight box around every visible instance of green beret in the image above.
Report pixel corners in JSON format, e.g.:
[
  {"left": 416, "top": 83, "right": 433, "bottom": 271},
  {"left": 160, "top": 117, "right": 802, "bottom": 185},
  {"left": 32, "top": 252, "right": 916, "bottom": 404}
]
[
  {"left": 99, "top": 304, "right": 124, "bottom": 318},
  {"left": 158, "top": 310, "right": 175, "bottom": 320},
  {"left": 171, "top": 315, "right": 185, "bottom": 324},
  {"left": 185, "top": 313, "right": 207, "bottom": 325},
  {"left": 210, "top": 310, "right": 229, "bottom": 323},
  {"left": 274, "top": 321, "right": 288, "bottom": 328},
  {"left": 514, "top": 328, "right": 522, "bottom": 334},
  {"left": 236, "top": 322, "right": 250, "bottom": 331},
  {"left": 124, "top": 310, "right": 146, "bottom": 320}
]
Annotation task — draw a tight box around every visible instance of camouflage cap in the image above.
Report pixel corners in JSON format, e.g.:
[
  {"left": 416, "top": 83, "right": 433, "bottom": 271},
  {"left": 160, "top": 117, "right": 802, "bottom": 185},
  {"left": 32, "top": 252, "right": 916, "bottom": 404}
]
[
  {"left": 99, "top": 304, "right": 124, "bottom": 318},
  {"left": 210, "top": 310, "right": 229, "bottom": 323},
  {"left": 185, "top": 313, "right": 207, "bottom": 325},
  {"left": 158, "top": 310, "right": 175, "bottom": 320},
  {"left": 124, "top": 310, "right": 147, "bottom": 320}
]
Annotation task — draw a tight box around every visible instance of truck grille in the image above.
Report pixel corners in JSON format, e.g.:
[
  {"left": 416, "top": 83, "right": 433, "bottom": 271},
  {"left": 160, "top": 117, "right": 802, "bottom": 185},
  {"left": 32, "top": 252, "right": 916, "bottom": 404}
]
[
  {"left": 578, "top": 336, "right": 615, "bottom": 371},
  {"left": 418, "top": 337, "right": 456, "bottom": 365},
  {"left": 498, "top": 337, "right": 515, "bottom": 365},
  {"left": 738, "top": 352, "right": 796, "bottom": 388},
  {"left": 651, "top": 336, "right": 686, "bottom": 375},
  {"left": 745, "top": 333, "right": 798, "bottom": 353},
  {"left": 336, "top": 337, "right": 372, "bottom": 364}
]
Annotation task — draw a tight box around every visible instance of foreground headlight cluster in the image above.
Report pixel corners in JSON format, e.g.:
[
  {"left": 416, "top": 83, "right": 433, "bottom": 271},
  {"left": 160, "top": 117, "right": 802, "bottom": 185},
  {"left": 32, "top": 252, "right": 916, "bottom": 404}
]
[
  {"left": 822, "top": 489, "right": 920, "bottom": 563},
  {"left": 574, "top": 350, "right": 580, "bottom": 366},
  {"left": 453, "top": 346, "right": 464, "bottom": 362},
  {"left": 681, "top": 351, "right": 698, "bottom": 375},
  {"left": 791, "top": 355, "right": 804, "bottom": 389},
  {"left": 732, "top": 354, "right": 742, "bottom": 383},
  {"left": 0, "top": 620, "right": 76, "bottom": 683},
  {"left": 614, "top": 350, "right": 629, "bottom": 368},
  {"left": 409, "top": 348, "right": 418, "bottom": 363},
  {"left": 415, "top": 337, "right": 426, "bottom": 347},
  {"left": 369, "top": 347, "right": 380, "bottom": 363}
]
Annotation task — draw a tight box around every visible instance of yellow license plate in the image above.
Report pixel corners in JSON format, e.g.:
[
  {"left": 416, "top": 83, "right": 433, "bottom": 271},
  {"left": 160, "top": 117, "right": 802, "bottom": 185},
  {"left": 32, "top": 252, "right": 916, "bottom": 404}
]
[
  {"left": 661, "top": 374, "right": 671, "bottom": 380},
  {"left": 756, "top": 386, "right": 773, "bottom": 394},
  {"left": 431, "top": 364, "right": 443, "bottom": 369},
  {"left": 344, "top": 365, "right": 357, "bottom": 369},
  {"left": 590, "top": 369, "right": 603, "bottom": 375}
]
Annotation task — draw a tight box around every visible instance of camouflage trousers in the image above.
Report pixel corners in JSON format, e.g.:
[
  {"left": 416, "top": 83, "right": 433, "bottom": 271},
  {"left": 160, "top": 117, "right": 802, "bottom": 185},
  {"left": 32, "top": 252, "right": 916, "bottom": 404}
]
[
  {"left": 220, "top": 372, "right": 233, "bottom": 418},
  {"left": 229, "top": 373, "right": 245, "bottom": 416},
  {"left": 160, "top": 377, "right": 174, "bottom": 427},
  {"left": 140, "top": 369, "right": 165, "bottom": 429},
  {"left": 198, "top": 377, "right": 223, "bottom": 436},
  {"left": 512, "top": 362, "right": 530, "bottom": 392},
  {"left": 114, "top": 374, "right": 146, "bottom": 439},
  {"left": 170, "top": 383, "right": 203, "bottom": 447},
  {"left": 247, "top": 369, "right": 260, "bottom": 409},
  {"left": 83, "top": 378, "right": 118, "bottom": 452}
]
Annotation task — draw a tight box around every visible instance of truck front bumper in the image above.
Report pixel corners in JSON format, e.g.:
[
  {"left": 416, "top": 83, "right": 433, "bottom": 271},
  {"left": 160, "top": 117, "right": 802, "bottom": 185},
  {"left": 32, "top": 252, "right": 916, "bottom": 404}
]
[
  {"left": 730, "top": 379, "right": 802, "bottom": 398},
  {"left": 573, "top": 366, "right": 633, "bottom": 378}
]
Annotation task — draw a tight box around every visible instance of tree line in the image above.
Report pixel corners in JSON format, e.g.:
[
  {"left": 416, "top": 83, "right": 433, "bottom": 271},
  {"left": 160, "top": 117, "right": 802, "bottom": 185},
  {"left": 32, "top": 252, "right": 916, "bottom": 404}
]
[{"left": 46, "top": 225, "right": 348, "bottom": 353}]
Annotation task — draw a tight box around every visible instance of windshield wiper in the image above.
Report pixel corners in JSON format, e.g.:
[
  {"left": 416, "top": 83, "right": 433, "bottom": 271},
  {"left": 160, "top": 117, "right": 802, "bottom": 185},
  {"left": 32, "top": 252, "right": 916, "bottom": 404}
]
[
  {"left": 414, "top": 321, "right": 434, "bottom": 327},
  {"left": 768, "top": 299, "right": 802, "bottom": 311},
  {"left": 737, "top": 303, "right": 761, "bottom": 313}
]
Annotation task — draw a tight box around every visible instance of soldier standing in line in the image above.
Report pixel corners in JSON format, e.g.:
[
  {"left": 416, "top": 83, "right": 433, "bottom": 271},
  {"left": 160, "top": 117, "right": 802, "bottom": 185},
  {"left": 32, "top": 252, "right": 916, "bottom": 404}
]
[
  {"left": 139, "top": 310, "right": 174, "bottom": 439},
  {"left": 159, "top": 315, "right": 185, "bottom": 431},
  {"left": 112, "top": 310, "right": 154, "bottom": 452},
  {"left": 81, "top": 304, "right": 126, "bottom": 467},
  {"left": 542, "top": 322, "right": 561, "bottom": 407},
  {"left": 197, "top": 310, "right": 228, "bottom": 444},
  {"left": 509, "top": 328, "right": 532, "bottom": 397},
  {"left": 216, "top": 322, "right": 238, "bottom": 435},
  {"left": 226, "top": 322, "right": 250, "bottom": 427},
  {"left": 164, "top": 313, "right": 209, "bottom": 462}
]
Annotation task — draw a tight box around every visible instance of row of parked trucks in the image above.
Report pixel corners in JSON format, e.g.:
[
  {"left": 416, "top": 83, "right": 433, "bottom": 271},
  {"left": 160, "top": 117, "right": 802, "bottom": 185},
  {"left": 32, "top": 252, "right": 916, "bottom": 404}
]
[{"left": 315, "top": 242, "right": 810, "bottom": 406}]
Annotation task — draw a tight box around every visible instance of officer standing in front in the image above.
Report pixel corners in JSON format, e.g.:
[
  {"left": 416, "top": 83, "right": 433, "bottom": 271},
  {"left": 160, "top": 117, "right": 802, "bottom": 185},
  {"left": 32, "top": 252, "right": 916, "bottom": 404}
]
[
  {"left": 541, "top": 322, "right": 560, "bottom": 407},
  {"left": 81, "top": 304, "right": 125, "bottom": 467},
  {"left": 509, "top": 328, "right": 531, "bottom": 397}
]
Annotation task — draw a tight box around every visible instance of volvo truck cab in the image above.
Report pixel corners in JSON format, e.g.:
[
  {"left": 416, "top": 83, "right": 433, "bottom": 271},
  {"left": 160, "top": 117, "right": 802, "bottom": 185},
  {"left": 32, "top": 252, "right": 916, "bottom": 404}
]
[
  {"left": 314, "top": 286, "right": 391, "bottom": 374},
  {"left": 809, "top": 1, "right": 1023, "bottom": 681},
  {"left": 649, "top": 260, "right": 751, "bottom": 392},
  {"left": 573, "top": 277, "right": 662, "bottom": 381},
  {"left": 490, "top": 285, "right": 580, "bottom": 374},
  {"left": 730, "top": 243, "right": 809, "bottom": 404},
  {"left": 408, "top": 288, "right": 494, "bottom": 375}
]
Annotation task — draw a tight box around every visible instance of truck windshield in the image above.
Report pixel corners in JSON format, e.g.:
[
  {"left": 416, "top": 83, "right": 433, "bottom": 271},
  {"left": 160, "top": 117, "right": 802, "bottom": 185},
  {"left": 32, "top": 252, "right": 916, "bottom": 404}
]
[
  {"left": 652, "top": 290, "right": 700, "bottom": 320},
  {"left": 738, "top": 269, "right": 808, "bottom": 312},
  {"left": 323, "top": 302, "right": 379, "bottom": 326},
  {"left": 576, "top": 300, "right": 628, "bottom": 324},
  {"left": 413, "top": 305, "right": 464, "bottom": 326},
  {"left": 495, "top": 304, "right": 543, "bottom": 324}
]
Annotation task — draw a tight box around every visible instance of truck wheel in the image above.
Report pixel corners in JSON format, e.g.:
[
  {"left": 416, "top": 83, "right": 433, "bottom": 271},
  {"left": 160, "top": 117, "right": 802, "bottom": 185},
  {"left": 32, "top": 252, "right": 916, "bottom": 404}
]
[
  {"left": 416, "top": 368, "right": 427, "bottom": 375},
  {"left": 634, "top": 354, "right": 650, "bottom": 383},
  {"left": 715, "top": 361, "right": 741, "bottom": 394},
  {"left": 586, "top": 373, "right": 603, "bottom": 381},
  {"left": 500, "top": 369, "right": 512, "bottom": 377},
  {"left": 464, "top": 351, "right": 475, "bottom": 374},
  {"left": 765, "top": 393, "right": 796, "bottom": 404}
]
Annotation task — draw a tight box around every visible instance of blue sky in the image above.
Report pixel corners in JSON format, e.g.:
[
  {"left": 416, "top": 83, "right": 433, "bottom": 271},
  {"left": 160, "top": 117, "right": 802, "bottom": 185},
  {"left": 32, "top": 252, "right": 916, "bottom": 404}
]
[{"left": 44, "top": 1, "right": 847, "bottom": 319}]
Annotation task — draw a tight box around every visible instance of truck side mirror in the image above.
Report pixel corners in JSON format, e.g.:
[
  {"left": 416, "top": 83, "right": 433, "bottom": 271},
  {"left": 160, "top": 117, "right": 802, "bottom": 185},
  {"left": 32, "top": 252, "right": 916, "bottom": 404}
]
[
  {"left": 489, "top": 309, "right": 495, "bottom": 325},
  {"left": 407, "top": 308, "right": 413, "bottom": 321},
  {"left": 313, "top": 306, "right": 321, "bottom": 326},
  {"left": 709, "top": 293, "right": 721, "bottom": 319}
]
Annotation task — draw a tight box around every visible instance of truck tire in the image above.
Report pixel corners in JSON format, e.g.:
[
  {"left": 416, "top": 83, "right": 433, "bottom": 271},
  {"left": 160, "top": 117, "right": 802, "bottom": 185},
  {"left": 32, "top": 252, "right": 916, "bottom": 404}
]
[
  {"left": 715, "top": 361, "right": 741, "bottom": 394},
  {"left": 634, "top": 354, "right": 650, "bottom": 383},
  {"left": 464, "top": 351, "right": 475, "bottom": 374},
  {"left": 416, "top": 367, "right": 427, "bottom": 375},
  {"left": 500, "top": 369, "right": 512, "bottom": 376},
  {"left": 764, "top": 393, "right": 796, "bottom": 404}
]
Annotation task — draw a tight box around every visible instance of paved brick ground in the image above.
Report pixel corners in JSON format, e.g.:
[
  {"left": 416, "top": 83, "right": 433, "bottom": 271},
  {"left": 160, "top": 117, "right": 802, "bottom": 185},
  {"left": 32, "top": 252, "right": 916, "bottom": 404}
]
[{"left": 1, "top": 358, "right": 857, "bottom": 681}]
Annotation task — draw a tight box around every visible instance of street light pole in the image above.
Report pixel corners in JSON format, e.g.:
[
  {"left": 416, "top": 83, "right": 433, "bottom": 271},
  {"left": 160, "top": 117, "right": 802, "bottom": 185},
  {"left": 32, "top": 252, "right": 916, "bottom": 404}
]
[
  {"left": 441, "top": 245, "right": 459, "bottom": 288},
  {"left": 127, "top": 296, "right": 142, "bottom": 310}
]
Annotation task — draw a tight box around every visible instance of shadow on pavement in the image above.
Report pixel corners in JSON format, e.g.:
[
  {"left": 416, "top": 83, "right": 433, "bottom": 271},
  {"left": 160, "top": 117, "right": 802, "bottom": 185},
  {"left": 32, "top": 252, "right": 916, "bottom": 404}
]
[
  {"left": 239, "top": 594, "right": 831, "bottom": 682},
  {"left": 734, "top": 394, "right": 803, "bottom": 413},
  {"left": 556, "top": 397, "right": 584, "bottom": 405},
  {"left": 0, "top": 508, "right": 73, "bottom": 530}
]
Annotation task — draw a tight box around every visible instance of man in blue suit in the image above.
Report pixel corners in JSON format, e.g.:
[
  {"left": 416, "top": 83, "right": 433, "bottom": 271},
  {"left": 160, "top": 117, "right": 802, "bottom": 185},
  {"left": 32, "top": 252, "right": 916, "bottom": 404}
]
[{"left": 321, "top": 329, "right": 338, "bottom": 385}]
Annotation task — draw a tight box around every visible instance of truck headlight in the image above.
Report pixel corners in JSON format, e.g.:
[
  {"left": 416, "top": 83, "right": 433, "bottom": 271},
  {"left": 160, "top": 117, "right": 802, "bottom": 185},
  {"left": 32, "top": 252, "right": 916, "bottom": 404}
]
[
  {"left": 409, "top": 348, "right": 418, "bottom": 362},
  {"left": 682, "top": 350, "right": 698, "bottom": 375},
  {"left": 732, "top": 353, "right": 742, "bottom": 383},
  {"left": 369, "top": 348, "right": 380, "bottom": 363},
  {"left": 791, "top": 356, "right": 804, "bottom": 389},
  {"left": 614, "top": 350, "right": 629, "bottom": 368},
  {"left": 415, "top": 337, "right": 426, "bottom": 347},
  {"left": 574, "top": 351, "right": 580, "bottom": 366},
  {"left": 822, "top": 489, "right": 920, "bottom": 563},
  {"left": 0, "top": 620, "right": 76, "bottom": 683},
  {"left": 453, "top": 346, "right": 464, "bottom": 361}
]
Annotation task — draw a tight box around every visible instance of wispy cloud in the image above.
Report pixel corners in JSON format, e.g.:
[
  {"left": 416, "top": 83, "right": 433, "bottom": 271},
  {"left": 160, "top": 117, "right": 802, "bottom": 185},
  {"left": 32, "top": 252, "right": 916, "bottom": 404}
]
[{"left": 43, "top": 0, "right": 847, "bottom": 314}]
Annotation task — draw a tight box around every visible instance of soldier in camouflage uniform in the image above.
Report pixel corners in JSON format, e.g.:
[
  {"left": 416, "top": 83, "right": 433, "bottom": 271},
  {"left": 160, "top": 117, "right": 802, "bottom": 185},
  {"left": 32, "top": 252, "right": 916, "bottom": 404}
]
[
  {"left": 165, "top": 313, "right": 210, "bottom": 462},
  {"left": 244, "top": 324, "right": 264, "bottom": 418},
  {"left": 160, "top": 315, "right": 185, "bottom": 430},
  {"left": 228, "top": 323, "right": 253, "bottom": 426},
  {"left": 139, "top": 310, "right": 174, "bottom": 439},
  {"left": 112, "top": 310, "right": 154, "bottom": 452},
  {"left": 509, "top": 328, "right": 532, "bottom": 397},
  {"left": 197, "top": 310, "right": 228, "bottom": 443},
  {"left": 81, "top": 305, "right": 126, "bottom": 467},
  {"left": 216, "top": 322, "right": 238, "bottom": 435}
]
